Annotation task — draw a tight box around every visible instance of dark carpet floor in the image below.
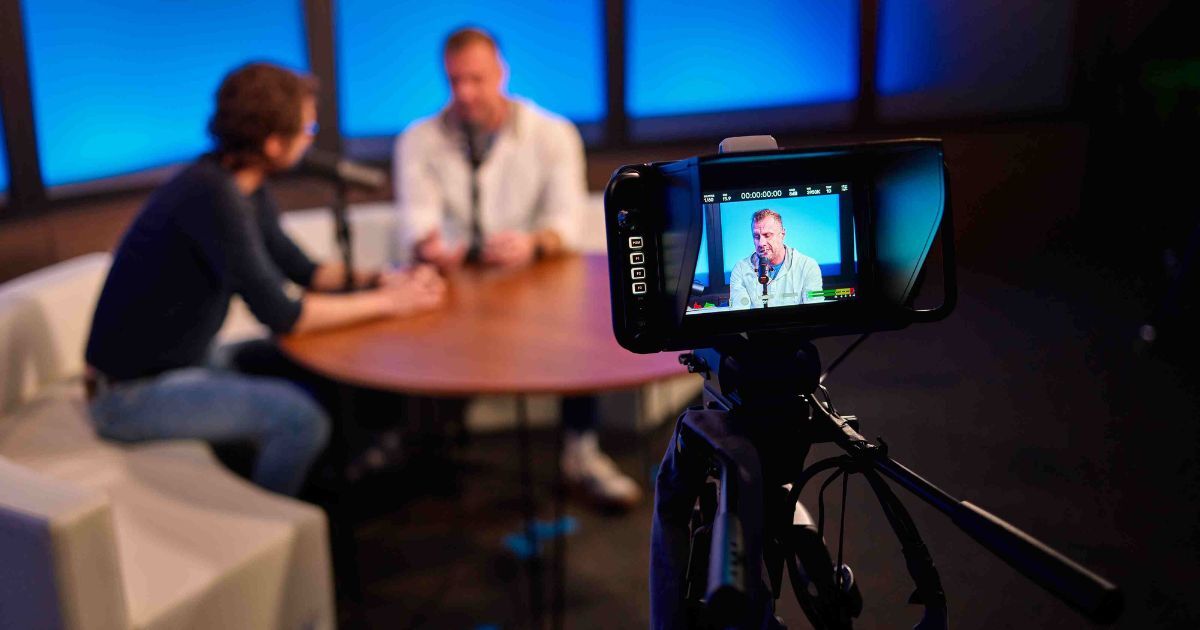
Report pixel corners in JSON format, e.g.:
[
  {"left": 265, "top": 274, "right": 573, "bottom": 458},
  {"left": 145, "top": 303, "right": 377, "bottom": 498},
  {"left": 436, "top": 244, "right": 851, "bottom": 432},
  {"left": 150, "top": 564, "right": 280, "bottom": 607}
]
[{"left": 336, "top": 247, "right": 1199, "bottom": 629}]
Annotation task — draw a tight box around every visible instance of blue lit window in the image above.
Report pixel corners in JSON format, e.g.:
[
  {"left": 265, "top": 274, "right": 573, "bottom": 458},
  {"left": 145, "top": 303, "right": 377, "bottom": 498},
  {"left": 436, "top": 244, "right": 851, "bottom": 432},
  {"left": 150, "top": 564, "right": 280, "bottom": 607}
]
[
  {"left": 627, "top": 0, "right": 858, "bottom": 118},
  {"left": 877, "top": 0, "right": 1074, "bottom": 118},
  {"left": 22, "top": 1, "right": 308, "bottom": 187},
  {"left": 337, "top": 0, "right": 605, "bottom": 139}
]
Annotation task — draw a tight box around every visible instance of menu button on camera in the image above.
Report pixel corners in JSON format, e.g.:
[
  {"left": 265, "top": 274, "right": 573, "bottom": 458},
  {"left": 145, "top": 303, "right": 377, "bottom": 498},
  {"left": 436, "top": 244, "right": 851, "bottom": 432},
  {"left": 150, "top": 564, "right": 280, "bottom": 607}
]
[{"left": 628, "top": 236, "right": 644, "bottom": 249}]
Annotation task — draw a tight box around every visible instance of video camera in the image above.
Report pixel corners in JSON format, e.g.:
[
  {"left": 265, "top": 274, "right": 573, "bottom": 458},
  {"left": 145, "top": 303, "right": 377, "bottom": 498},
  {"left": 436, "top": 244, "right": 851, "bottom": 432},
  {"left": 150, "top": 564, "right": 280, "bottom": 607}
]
[
  {"left": 610, "top": 138, "right": 1123, "bottom": 629},
  {"left": 604, "top": 137, "right": 955, "bottom": 352}
]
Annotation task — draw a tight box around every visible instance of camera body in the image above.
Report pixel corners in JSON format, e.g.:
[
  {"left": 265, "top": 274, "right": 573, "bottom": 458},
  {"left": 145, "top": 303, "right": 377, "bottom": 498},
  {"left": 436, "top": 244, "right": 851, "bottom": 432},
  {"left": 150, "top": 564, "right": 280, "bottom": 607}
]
[{"left": 605, "top": 138, "right": 955, "bottom": 353}]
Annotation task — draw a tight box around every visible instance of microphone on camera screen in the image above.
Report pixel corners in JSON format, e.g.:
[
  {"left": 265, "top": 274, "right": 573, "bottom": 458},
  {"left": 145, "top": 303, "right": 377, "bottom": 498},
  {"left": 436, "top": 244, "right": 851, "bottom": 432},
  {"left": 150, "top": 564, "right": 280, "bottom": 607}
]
[
  {"left": 463, "top": 122, "right": 484, "bottom": 170},
  {"left": 758, "top": 259, "right": 769, "bottom": 285}
]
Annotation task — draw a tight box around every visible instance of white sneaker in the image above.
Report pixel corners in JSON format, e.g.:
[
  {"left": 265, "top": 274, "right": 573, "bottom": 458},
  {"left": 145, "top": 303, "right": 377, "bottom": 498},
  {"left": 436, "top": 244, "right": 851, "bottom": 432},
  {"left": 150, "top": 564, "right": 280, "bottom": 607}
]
[{"left": 561, "top": 431, "right": 642, "bottom": 512}]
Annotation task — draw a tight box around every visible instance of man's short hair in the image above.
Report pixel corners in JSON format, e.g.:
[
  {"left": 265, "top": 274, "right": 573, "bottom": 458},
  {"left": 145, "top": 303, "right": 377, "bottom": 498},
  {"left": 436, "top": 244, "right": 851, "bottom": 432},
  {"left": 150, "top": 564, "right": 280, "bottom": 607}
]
[
  {"left": 207, "top": 62, "right": 318, "bottom": 166},
  {"left": 443, "top": 26, "right": 500, "bottom": 57},
  {"left": 752, "top": 209, "right": 784, "bottom": 228}
]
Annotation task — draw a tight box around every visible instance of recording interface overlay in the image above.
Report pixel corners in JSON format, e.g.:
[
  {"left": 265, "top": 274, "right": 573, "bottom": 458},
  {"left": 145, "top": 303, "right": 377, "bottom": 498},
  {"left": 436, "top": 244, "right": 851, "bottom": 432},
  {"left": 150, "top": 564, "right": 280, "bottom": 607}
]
[
  {"left": 701, "top": 182, "right": 851, "bottom": 204},
  {"left": 686, "top": 181, "right": 858, "bottom": 315}
]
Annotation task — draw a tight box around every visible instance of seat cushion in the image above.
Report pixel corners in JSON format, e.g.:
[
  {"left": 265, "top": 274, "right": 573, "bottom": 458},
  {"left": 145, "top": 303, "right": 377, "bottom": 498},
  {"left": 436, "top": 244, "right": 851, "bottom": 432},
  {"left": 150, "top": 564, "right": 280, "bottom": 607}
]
[
  {"left": 1, "top": 385, "right": 333, "bottom": 630},
  {"left": 0, "top": 382, "right": 110, "bottom": 464},
  {"left": 0, "top": 455, "right": 128, "bottom": 630}
]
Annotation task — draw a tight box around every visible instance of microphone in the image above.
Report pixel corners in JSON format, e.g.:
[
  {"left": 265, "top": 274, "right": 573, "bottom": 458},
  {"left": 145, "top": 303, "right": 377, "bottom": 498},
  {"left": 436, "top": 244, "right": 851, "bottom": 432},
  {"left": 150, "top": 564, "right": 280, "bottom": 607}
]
[
  {"left": 758, "top": 257, "right": 770, "bottom": 308},
  {"left": 299, "top": 148, "right": 387, "bottom": 190},
  {"left": 464, "top": 122, "right": 486, "bottom": 170}
]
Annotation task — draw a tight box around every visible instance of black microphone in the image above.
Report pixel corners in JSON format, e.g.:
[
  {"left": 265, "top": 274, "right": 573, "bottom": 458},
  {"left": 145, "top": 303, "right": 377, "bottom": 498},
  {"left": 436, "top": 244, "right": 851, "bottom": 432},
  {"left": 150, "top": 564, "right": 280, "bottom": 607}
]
[
  {"left": 758, "top": 257, "right": 771, "bottom": 308},
  {"left": 299, "top": 148, "right": 387, "bottom": 190},
  {"left": 464, "top": 122, "right": 485, "bottom": 171}
]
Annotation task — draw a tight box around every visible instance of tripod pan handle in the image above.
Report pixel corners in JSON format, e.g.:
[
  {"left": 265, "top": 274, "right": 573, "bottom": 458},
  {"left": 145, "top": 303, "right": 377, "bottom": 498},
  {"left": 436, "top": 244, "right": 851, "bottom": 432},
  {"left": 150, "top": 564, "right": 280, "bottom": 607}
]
[{"left": 955, "top": 501, "right": 1122, "bottom": 624}]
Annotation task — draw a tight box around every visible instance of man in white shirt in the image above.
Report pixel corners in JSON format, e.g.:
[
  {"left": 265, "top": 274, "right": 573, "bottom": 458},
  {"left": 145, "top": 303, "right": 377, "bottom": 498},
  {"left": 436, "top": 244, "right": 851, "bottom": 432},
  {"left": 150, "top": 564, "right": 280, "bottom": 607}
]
[
  {"left": 728, "top": 209, "right": 824, "bottom": 310},
  {"left": 394, "top": 27, "right": 640, "bottom": 510}
]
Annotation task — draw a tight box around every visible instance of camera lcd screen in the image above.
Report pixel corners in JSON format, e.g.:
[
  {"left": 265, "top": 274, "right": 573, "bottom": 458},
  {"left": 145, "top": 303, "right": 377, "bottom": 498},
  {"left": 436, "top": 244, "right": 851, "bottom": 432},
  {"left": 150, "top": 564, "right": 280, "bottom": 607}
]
[{"left": 686, "top": 182, "right": 858, "bottom": 315}]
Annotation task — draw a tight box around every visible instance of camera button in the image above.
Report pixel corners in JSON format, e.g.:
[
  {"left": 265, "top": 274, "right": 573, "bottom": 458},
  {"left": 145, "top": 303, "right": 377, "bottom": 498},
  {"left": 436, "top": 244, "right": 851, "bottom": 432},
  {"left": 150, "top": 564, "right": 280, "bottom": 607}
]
[
  {"left": 630, "top": 252, "right": 645, "bottom": 265},
  {"left": 631, "top": 268, "right": 646, "bottom": 280},
  {"left": 631, "top": 282, "right": 647, "bottom": 295},
  {"left": 628, "top": 236, "right": 643, "bottom": 249}
]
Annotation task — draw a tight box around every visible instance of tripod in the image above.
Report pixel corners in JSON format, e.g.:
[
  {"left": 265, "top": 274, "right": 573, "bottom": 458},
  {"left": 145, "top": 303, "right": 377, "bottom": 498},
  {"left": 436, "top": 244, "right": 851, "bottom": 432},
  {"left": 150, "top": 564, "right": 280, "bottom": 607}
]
[{"left": 650, "top": 338, "right": 1123, "bottom": 629}]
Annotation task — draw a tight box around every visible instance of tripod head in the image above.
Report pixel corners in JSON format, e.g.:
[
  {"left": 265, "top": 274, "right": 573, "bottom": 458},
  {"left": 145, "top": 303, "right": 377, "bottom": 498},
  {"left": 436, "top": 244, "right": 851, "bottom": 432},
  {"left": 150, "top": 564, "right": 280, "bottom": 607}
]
[{"left": 683, "top": 337, "right": 819, "bottom": 408}]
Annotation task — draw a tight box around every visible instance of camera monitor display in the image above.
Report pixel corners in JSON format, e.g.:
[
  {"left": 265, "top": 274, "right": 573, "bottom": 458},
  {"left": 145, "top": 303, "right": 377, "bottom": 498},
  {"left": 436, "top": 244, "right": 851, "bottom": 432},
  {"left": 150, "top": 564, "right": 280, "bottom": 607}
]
[
  {"left": 604, "top": 138, "right": 951, "bottom": 353},
  {"left": 686, "top": 182, "right": 857, "bottom": 315}
]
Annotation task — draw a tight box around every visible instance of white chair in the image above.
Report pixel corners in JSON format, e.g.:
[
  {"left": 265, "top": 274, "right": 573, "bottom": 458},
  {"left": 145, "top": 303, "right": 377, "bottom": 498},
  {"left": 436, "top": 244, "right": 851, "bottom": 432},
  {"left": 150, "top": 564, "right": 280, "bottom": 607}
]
[{"left": 0, "top": 253, "right": 334, "bottom": 630}]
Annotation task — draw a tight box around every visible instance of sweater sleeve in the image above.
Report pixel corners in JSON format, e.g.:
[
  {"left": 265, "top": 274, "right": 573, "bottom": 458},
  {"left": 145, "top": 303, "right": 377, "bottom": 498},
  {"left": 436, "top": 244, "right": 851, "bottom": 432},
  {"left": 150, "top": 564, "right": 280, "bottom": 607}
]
[
  {"left": 209, "top": 182, "right": 304, "bottom": 333},
  {"left": 255, "top": 189, "right": 318, "bottom": 288}
]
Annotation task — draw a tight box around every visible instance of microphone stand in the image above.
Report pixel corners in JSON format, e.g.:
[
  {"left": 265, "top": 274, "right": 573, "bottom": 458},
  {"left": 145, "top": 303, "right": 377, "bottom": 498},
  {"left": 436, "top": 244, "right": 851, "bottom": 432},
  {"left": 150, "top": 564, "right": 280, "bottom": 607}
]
[
  {"left": 464, "top": 125, "right": 484, "bottom": 264},
  {"left": 332, "top": 180, "right": 355, "bottom": 292}
]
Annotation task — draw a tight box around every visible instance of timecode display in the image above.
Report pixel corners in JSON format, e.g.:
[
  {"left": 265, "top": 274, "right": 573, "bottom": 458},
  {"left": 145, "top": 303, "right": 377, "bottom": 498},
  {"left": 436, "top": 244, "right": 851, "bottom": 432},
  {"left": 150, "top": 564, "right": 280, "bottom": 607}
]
[{"left": 740, "top": 189, "right": 783, "bottom": 200}]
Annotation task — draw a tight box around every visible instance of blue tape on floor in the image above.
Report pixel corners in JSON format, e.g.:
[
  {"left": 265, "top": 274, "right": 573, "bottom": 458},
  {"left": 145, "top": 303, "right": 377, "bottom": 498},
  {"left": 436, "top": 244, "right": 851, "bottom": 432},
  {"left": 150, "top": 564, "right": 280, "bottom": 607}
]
[{"left": 503, "top": 516, "right": 580, "bottom": 559}]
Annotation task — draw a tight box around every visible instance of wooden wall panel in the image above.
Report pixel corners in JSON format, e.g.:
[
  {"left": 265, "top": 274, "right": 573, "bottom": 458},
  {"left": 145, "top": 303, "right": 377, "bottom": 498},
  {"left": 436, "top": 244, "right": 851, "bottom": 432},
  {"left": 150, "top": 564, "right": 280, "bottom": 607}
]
[{"left": 0, "top": 218, "right": 54, "bottom": 280}]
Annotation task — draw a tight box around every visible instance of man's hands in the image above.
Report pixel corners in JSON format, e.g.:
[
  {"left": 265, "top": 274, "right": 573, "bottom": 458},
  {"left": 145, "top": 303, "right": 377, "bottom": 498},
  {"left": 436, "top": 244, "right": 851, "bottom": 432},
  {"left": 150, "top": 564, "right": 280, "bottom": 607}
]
[
  {"left": 414, "top": 227, "right": 565, "bottom": 271},
  {"left": 291, "top": 263, "right": 446, "bottom": 334},
  {"left": 482, "top": 230, "right": 538, "bottom": 268},
  {"left": 375, "top": 264, "right": 446, "bottom": 317},
  {"left": 415, "top": 229, "right": 468, "bottom": 269}
]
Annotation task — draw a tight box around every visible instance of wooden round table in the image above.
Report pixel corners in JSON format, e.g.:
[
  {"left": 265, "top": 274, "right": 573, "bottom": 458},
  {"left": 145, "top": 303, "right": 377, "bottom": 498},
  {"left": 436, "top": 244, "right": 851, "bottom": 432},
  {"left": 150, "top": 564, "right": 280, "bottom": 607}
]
[
  {"left": 279, "top": 253, "right": 682, "bottom": 396},
  {"left": 279, "top": 253, "right": 685, "bottom": 629}
]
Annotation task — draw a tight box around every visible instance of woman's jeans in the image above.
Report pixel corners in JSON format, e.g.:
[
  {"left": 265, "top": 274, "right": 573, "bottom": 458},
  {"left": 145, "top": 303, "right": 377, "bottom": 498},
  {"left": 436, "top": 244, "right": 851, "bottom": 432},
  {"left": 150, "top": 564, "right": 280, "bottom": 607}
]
[{"left": 89, "top": 348, "right": 331, "bottom": 496}]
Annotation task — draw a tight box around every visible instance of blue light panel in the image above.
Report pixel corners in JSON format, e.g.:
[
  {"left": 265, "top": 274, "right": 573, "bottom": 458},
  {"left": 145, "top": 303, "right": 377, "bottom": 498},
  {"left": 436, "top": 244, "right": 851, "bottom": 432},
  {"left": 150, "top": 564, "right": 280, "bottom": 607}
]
[
  {"left": 627, "top": 0, "right": 858, "bottom": 118},
  {"left": 877, "top": 0, "right": 1074, "bottom": 118},
  {"left": 0, "top": 122, "right": 8, "bottom": 194},
  {"left": 337, "top": 0, "right": 605, "bottom": 138},
  {"left": 22, "top": 1, "right": 308, "bottom": 186}
]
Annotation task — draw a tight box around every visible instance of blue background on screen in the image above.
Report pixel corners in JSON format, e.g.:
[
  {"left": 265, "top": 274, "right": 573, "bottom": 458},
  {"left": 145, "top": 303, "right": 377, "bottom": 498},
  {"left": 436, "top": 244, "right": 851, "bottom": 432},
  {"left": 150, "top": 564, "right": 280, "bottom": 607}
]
[
  {"left": 627, "top": 0, "right": 858, "bottom": 118},
  {"left": 720, "top": 195, "right": 842, "bottom": 284},
  {"left": 22, "top": 0, "right": 308, "bottom": 187},
  {"left": 0, "top": 122, "right": 8, "bottom": 194},
  {"left": 337, "top": 0, "right": 605, "bottom": 138}
]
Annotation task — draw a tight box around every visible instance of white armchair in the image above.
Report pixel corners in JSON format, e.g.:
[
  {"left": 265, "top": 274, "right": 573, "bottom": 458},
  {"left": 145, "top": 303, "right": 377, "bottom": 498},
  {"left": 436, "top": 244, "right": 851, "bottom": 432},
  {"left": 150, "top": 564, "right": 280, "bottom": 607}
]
[{"left": 0, "top": 253, "right": 334, "bottom": 630}]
